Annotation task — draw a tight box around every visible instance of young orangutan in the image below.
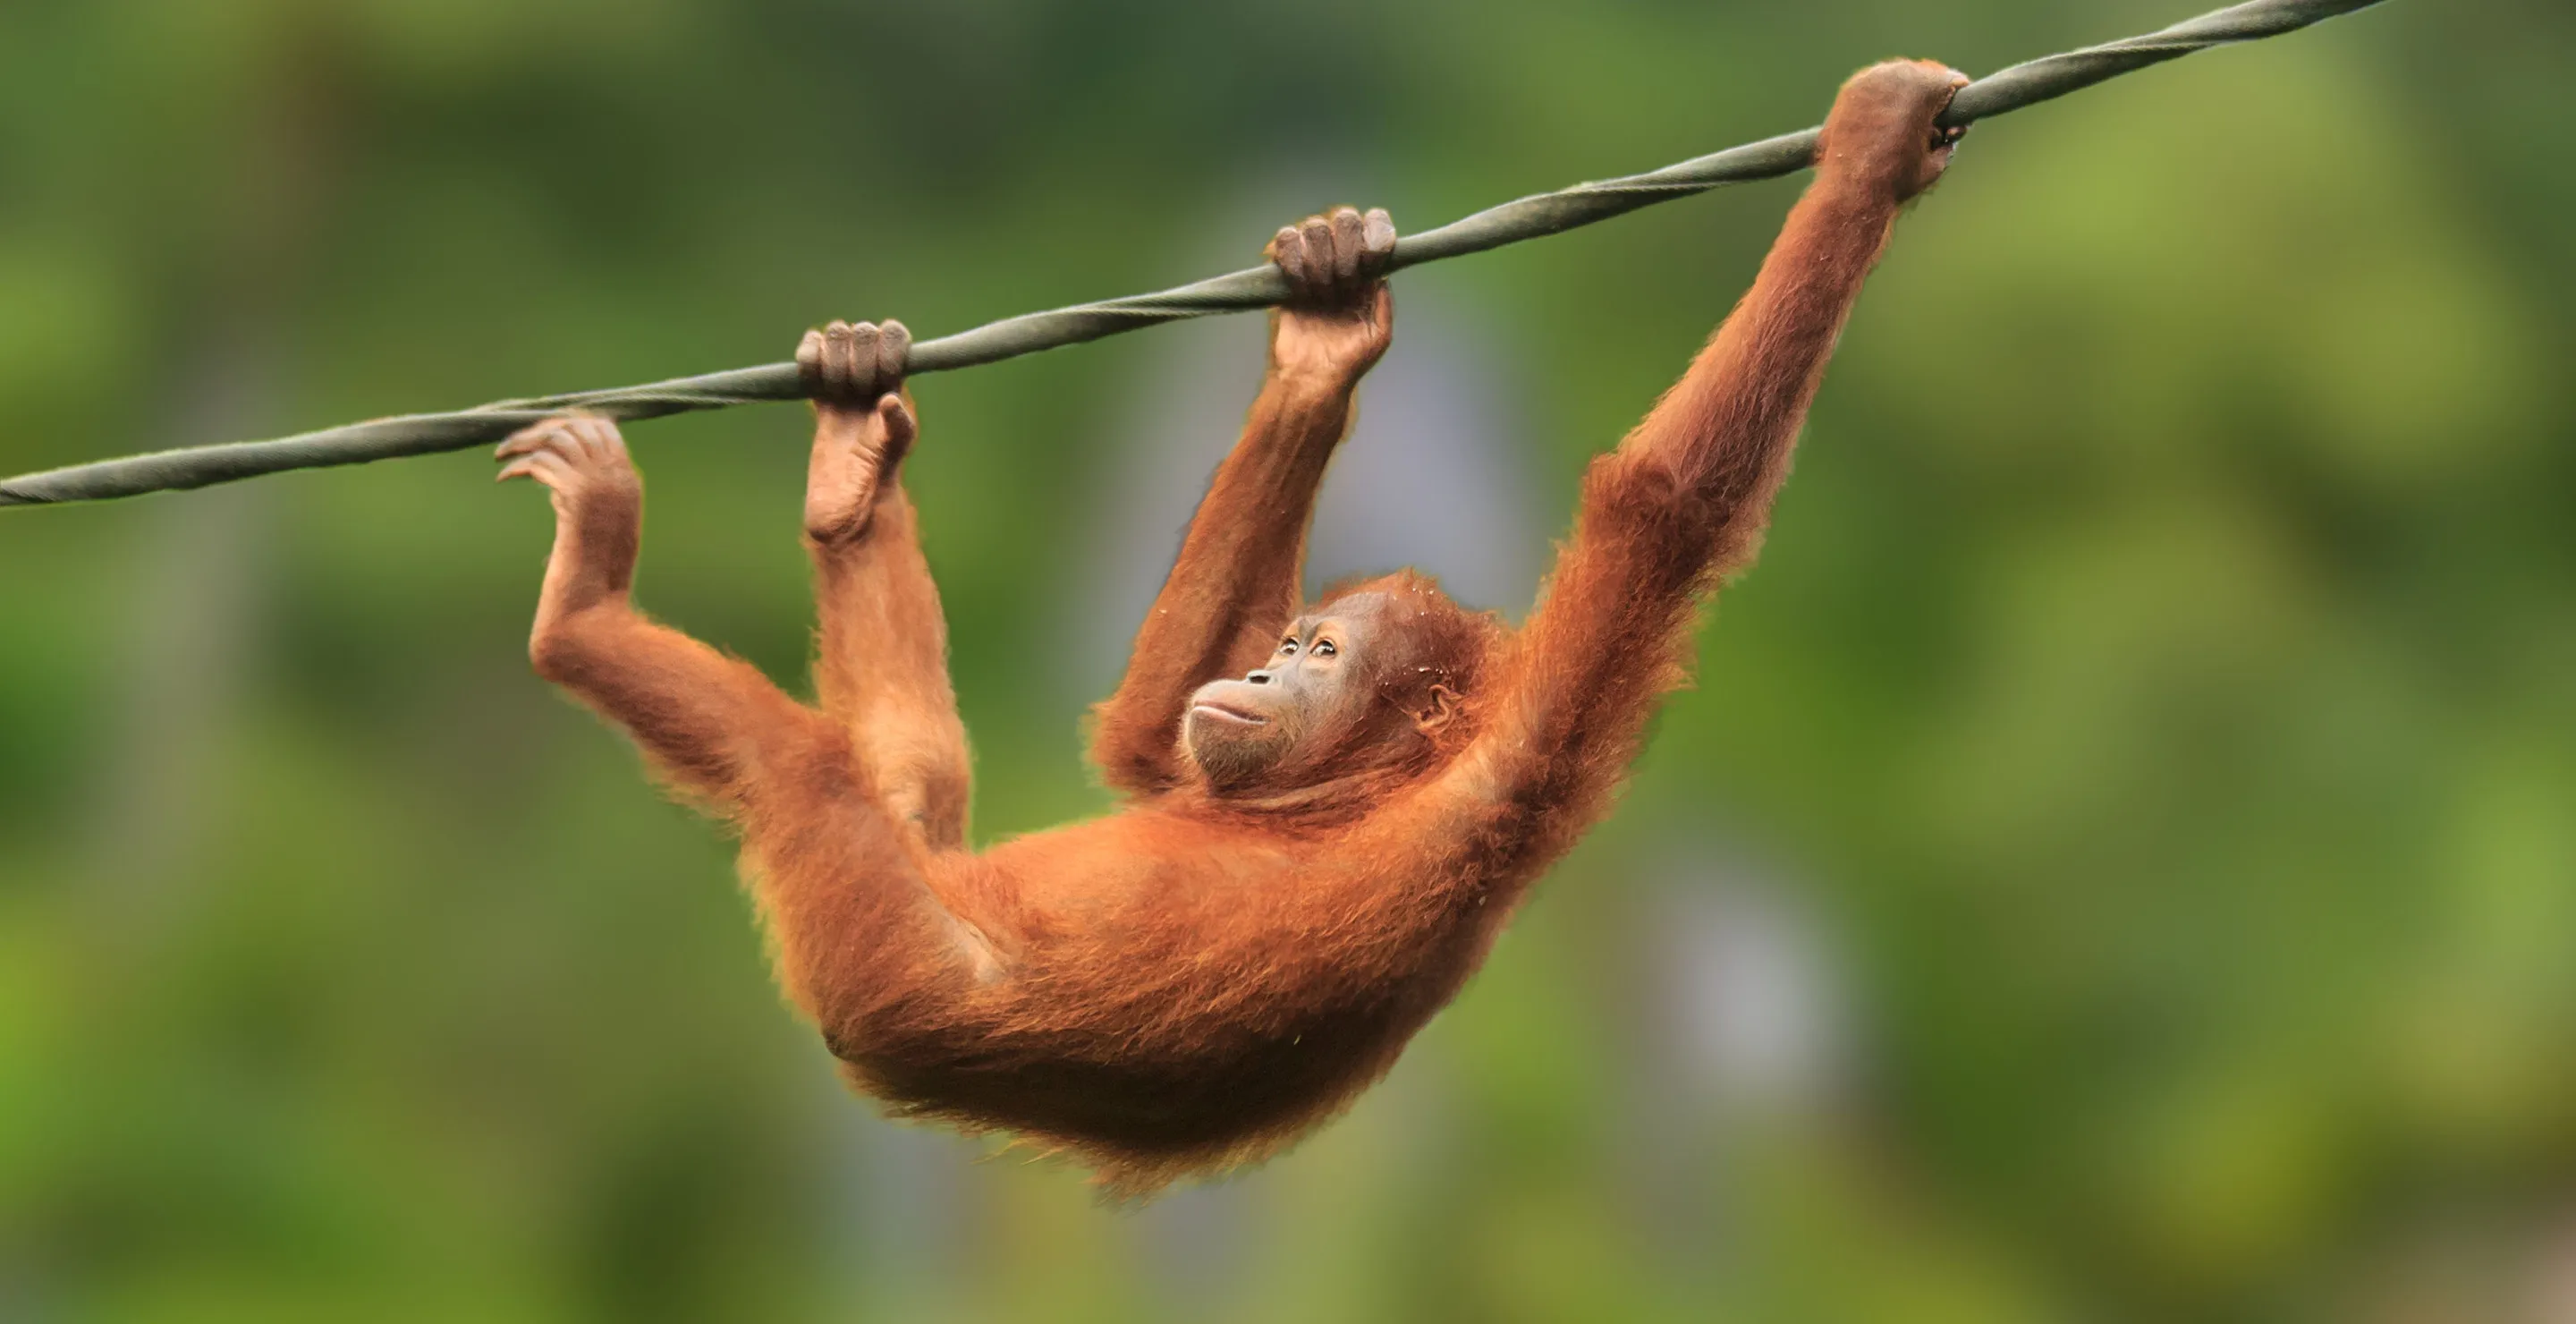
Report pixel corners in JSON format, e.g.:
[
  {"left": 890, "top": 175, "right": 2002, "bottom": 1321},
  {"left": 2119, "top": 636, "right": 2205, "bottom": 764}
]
[{"left": 497, "top": 59, "right": 1970, "bottom": 1195}]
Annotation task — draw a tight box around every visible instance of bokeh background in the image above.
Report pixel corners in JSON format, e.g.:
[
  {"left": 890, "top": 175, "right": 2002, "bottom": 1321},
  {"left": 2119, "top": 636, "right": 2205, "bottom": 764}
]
[{"left": 3, "top": 1, "right": 2570, "bottom": 1320}]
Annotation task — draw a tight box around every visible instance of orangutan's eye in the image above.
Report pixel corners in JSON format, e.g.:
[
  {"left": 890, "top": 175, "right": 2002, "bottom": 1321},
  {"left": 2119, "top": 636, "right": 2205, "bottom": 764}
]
[
  {"left": 1278, "top": 639, "right": 1299, "bottom": 655},
  {"left": 1312, "top": 640, "right": 1337, "bottom": 658}
]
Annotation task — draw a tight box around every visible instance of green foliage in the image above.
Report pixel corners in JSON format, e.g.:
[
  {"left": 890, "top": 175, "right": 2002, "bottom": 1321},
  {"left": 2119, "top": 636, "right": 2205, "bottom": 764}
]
[{"left": 1, "top": 2, "right": 2566, "bottom": 1320}]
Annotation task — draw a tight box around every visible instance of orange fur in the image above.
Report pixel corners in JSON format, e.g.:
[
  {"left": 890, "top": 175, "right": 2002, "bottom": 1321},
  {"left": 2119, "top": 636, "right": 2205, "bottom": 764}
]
[{"left": 524, "top": 63, "right": 1964, "bottom": 1197}]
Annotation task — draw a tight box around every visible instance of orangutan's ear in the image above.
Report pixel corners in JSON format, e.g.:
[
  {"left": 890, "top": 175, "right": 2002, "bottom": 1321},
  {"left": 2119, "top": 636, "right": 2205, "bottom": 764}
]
[{"left": 1411, "top": 683, "right": 1465, "bottom": 742}]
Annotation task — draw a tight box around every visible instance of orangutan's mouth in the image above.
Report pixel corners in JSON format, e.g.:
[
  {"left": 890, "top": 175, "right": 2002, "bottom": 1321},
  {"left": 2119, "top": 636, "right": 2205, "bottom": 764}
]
[{"left": 1189, "top": 701, "right": 1269, "bottom": 726}]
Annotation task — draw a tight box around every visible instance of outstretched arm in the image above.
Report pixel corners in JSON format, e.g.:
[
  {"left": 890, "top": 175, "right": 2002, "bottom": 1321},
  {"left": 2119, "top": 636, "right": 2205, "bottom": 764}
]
[
  {"left": 1089, "top": 207, "right": 1398, "bottom": 794},
  {"left": 1396, "top": 61, "right": 1970, "bottom": 861}
]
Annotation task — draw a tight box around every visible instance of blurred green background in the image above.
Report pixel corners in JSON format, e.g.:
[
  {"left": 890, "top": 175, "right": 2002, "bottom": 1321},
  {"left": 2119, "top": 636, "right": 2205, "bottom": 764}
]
[{"left": 3, "top": 1, "right": 2571, "bottom": 1320}]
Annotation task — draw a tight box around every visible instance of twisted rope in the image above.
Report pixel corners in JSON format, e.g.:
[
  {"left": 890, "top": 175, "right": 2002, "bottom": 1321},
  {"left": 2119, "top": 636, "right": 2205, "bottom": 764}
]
[{"left": 0, "top": 0, "right": 2389, "bottom": 510}]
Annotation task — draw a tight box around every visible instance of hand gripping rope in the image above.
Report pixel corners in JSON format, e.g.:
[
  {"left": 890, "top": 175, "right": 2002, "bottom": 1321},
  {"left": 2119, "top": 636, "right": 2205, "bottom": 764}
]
[{"left": 0, "top": 0, "right": 2391, "bottom": 510}]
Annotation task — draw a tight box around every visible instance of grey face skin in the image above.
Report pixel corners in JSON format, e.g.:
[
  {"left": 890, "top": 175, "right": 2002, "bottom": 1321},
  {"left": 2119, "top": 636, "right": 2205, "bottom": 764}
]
[{"left": 1183, "top": 592, "right": 1399, "bottom": 791}]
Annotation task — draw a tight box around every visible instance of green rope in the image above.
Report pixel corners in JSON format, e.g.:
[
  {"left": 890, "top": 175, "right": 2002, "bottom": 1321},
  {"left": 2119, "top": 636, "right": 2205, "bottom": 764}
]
[{"left": 0, "top": 0, "right": 2390, "bottom": 510}]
